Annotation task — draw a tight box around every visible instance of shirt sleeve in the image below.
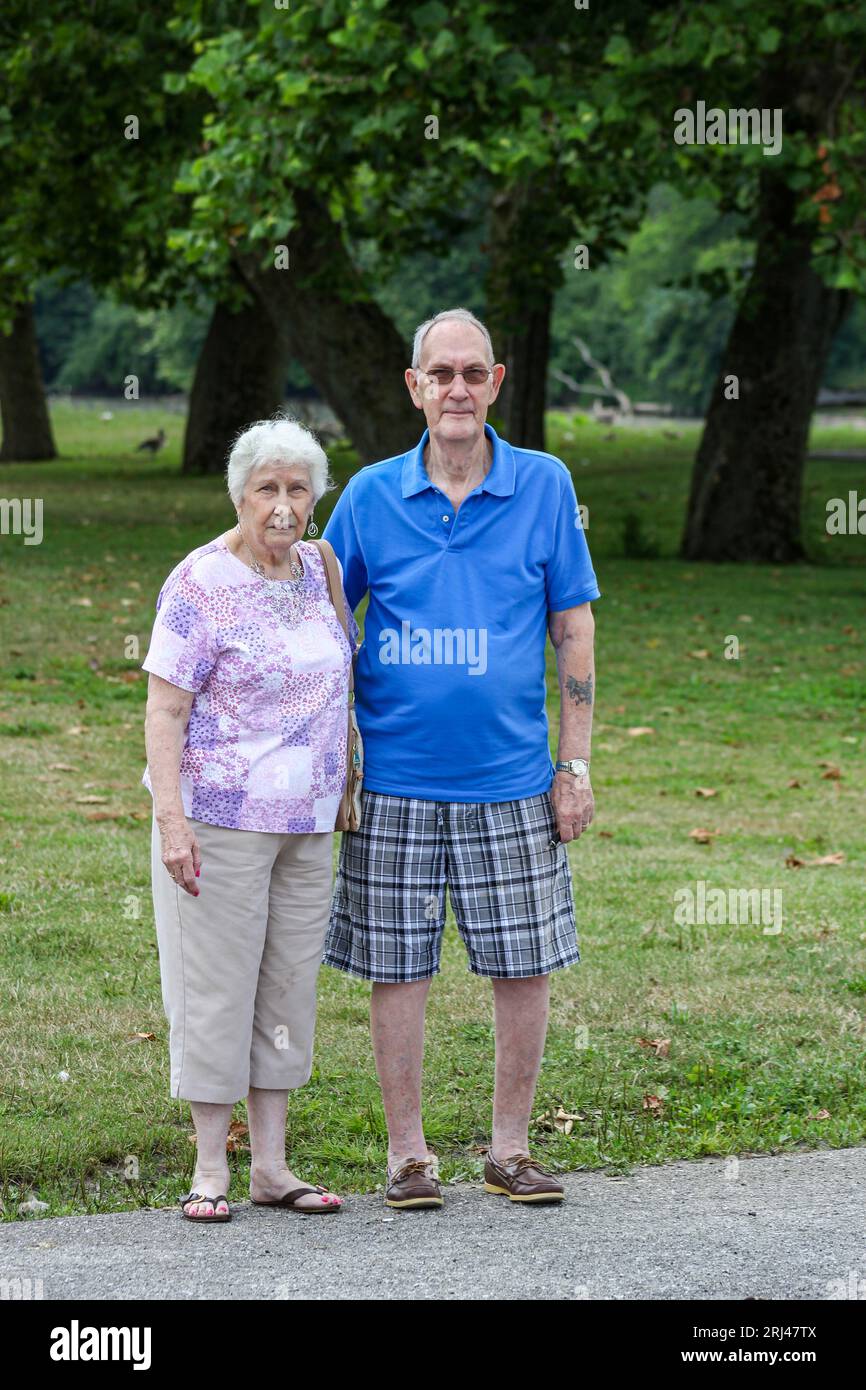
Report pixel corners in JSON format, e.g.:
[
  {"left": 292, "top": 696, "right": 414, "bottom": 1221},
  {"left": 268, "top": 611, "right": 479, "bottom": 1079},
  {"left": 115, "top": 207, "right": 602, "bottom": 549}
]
[
  {"left": 323, "top": 482, "right": 369, "bottom": 613},
  {"left": 141, "top": 568, "right": 221, "bottom": 693},
  {"left": 545, "top": 469, "right": 602, "bottom": 612}
]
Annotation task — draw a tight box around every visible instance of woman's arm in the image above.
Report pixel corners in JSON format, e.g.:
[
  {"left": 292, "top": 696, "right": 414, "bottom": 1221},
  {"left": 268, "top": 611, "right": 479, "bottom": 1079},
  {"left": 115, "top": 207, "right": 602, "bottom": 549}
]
[{"left": 144, "top": 673, "right": 201, "bottom": 895}]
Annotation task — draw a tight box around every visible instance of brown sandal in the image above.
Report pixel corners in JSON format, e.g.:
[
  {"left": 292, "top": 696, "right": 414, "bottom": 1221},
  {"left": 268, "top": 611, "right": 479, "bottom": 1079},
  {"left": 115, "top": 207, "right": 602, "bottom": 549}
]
[
  {"left": 179, "top": 1190, "right": 232, "bottom": 1222},
  {"left": 252, "top": 1183, "right": 342, "bottom": 1213}
]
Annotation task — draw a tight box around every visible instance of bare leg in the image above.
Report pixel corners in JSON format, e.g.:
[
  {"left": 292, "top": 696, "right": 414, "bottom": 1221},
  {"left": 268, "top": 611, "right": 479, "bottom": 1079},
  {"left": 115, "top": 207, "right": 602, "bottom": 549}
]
[
  {"left": 185, "top": 1100, "right": 233, "bottom": 1217},
  {"left": 247, "top": 1085, "right": 342, "bottom": 1209},
  {"left": 490, "top": 975, "right": 550, "bottom": 1161},
  {"left": 370, "top": 979, "right": 433, "bottom": 1168}
]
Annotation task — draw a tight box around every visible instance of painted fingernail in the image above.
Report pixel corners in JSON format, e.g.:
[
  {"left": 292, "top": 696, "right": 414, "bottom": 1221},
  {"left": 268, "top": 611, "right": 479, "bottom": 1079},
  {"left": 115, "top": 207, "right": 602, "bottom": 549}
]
[{"left": 195, "top": 869, "right": 200, "bottom": 877}]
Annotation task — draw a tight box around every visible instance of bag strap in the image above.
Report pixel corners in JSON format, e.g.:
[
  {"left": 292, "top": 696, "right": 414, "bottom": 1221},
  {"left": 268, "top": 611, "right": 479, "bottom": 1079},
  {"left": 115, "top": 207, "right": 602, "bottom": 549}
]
[{"left": 308, "top": 539, "right": 355, "bottom": 693}]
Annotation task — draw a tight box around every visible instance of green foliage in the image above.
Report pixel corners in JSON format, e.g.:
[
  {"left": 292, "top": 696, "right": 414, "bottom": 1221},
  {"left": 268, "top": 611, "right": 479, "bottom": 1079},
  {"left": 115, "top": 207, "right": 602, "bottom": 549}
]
[
  {"left": 0, "top": 0, "right": 206, "bottom": 324},
  {"left": 550, "top": 185, "right": 754, "bottom": 414},
  {"left": 614, "top": 1, "right": 866, "bottom": 293},
  {"left": 33, "top": 281, "right": 315, "bottom": 398},
  {"left": 54, "top": 301, "right": 162, "bottom": 395}
]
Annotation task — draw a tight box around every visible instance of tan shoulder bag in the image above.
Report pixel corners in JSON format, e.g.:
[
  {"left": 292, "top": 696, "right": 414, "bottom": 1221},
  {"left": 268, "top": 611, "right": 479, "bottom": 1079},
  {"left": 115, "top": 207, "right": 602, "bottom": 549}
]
[{"left": 309, "top": 539, "right": 363, "bottom": 831}]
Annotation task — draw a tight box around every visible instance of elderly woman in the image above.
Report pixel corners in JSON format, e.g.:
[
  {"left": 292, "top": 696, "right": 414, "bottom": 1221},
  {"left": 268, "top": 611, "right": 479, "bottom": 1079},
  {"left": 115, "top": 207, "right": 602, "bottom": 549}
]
[{"left": 142, "top": 416, "right": 358, "bottom": 1222}]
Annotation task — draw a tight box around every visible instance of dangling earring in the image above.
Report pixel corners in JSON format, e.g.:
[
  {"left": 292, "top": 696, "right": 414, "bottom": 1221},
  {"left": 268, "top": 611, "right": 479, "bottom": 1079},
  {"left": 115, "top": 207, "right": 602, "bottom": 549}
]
[{"left": 306, "top": 515, "right": 319, "bottom": 538}]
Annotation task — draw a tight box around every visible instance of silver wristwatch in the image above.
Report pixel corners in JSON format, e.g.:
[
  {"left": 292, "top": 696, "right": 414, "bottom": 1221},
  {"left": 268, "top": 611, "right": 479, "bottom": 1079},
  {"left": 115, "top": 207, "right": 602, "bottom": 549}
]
[{"left": 555, "top": 758, "right": 590, "bottom": 777}]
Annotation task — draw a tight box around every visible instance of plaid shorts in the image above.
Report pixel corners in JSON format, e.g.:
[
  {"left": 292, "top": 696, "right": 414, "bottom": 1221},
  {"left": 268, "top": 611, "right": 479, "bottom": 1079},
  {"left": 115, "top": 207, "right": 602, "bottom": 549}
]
[{"left": 323, "top": 789, "right": 580, "bottom": 982}]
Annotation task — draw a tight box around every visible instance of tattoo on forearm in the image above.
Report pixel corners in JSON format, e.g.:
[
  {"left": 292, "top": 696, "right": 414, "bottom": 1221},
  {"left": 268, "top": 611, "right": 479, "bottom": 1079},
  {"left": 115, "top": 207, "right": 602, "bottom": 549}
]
[{"left": 566, "top": 673, "right": 594, "bottom": 707}]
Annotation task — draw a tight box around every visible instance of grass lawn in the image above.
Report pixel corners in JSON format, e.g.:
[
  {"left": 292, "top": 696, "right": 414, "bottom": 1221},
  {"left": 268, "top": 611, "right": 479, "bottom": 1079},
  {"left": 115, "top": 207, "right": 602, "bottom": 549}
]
[{"left": 1, "top": 399, "right": 865, "bottom": 1219}]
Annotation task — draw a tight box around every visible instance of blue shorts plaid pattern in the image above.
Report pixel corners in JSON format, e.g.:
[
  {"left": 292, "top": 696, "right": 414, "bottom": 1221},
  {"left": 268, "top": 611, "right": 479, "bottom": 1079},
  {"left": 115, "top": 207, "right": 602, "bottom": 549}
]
[{"left": 323, "top": 789, "right": 580, "bottom": 982}]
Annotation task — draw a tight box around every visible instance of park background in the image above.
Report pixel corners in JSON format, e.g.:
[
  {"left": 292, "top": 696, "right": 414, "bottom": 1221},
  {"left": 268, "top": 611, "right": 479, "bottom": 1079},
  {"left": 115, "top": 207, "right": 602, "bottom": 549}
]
[{"left": 1, "top": 1, "right": 865, "bottom": 1219}]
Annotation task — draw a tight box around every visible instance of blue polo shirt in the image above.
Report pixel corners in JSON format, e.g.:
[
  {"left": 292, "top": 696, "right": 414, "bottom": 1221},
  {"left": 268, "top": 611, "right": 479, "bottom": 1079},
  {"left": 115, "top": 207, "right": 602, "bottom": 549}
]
[{"left": 323, "top": 423, "right": 600, "bottom": 802}]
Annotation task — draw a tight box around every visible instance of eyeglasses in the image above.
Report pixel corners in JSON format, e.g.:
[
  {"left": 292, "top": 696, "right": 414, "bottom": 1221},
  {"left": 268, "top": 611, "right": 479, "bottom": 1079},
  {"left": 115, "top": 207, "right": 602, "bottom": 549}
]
[{"left": 416, "top": 366, "right": 494, "bottom": 387}]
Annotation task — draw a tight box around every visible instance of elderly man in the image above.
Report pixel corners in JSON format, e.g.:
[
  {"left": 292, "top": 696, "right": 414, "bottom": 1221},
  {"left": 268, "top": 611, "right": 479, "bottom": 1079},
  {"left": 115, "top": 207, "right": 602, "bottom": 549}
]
[{"left": 323, "top": 307, "right": 599, "bottom": 1209}]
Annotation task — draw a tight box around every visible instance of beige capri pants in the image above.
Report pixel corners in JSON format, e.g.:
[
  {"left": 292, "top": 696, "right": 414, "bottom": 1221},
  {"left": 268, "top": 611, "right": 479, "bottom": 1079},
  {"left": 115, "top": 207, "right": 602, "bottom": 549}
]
[{"left": 151, "top": 816, "right": 334, "bottom": 1103}]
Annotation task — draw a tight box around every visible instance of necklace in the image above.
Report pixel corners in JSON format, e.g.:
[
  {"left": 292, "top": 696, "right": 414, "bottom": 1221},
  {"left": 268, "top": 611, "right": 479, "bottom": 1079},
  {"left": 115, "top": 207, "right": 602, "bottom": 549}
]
[{"left": 236, "top": 524, "right": 312, "bottom": 628}]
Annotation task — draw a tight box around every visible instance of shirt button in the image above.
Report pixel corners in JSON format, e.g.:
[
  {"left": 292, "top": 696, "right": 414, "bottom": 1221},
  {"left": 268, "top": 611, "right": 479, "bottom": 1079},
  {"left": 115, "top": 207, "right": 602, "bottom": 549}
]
[{"left": 442, "top": 514, "right": 450, "bottom": 523}]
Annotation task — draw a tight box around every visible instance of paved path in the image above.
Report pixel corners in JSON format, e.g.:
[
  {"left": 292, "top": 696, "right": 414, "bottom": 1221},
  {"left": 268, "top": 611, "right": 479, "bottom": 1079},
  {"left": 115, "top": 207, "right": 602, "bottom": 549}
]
[{"left": 2, "top": 1147, "right": 864, "bottom": 1301}]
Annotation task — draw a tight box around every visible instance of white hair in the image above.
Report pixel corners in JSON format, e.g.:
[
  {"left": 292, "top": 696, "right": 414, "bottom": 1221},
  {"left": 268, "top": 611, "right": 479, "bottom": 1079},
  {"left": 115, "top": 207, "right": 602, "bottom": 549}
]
[
  {"left": 411, "top": 307, "right": 495, "bottom": 369},
  {"left": 225, "top": 415, "right": 334, "bottom": 508}
]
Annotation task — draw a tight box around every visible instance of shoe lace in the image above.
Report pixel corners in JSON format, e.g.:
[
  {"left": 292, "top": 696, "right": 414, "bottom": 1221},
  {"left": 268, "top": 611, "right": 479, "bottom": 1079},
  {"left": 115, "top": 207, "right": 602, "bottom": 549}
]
[
  {"left": 503, "top": 1154, "right": 553, "bottom": 1176},
  {"left": 391, "top": 1157, "right": 438, "bottom": 1181}
]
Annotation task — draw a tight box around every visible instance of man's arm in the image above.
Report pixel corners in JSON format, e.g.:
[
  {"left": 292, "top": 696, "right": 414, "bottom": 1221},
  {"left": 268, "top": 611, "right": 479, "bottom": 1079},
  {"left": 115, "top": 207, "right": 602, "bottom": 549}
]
[{"left": 548, "top": 601, "right": 595, "bottom": 843}]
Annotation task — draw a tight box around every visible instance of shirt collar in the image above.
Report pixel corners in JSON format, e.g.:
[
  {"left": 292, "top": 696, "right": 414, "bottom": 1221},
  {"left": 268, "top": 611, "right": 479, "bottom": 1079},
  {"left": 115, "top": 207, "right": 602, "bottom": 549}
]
[{"left": 401, "top": 422, "right": 516, "bottom": 499}]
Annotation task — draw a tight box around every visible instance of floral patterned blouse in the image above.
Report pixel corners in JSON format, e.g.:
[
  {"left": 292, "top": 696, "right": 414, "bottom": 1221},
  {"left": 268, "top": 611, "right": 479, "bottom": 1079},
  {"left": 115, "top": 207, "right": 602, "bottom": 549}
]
[{"left": 141, "top": 537, "right": 359, "bottom": 833}]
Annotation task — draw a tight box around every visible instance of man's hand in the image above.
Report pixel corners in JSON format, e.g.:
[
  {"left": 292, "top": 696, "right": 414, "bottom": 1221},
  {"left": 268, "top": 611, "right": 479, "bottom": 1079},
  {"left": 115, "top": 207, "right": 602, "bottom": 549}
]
[{"left": 551, "top": 771, "right": 594, "bottom": 844}]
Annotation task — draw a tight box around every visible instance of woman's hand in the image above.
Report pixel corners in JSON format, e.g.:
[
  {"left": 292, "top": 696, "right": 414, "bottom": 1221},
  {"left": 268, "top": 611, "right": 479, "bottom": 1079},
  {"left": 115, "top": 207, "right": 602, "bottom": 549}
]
[
  {"left": 158, "top": 815, "right": 201, "bottom": 896},
  {"left": 145, "top": 674, "right": 200, "bottom": 894}
]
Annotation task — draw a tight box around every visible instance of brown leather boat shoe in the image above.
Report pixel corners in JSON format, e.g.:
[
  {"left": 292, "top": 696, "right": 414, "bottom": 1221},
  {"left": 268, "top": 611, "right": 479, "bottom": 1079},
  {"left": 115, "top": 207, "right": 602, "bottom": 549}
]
[
  {"left": 483, "top": 1151, "right": 565, "bottom": 1203},
  {"left": 384, "top": 1156, "right": 444, "bottom": 1209}
]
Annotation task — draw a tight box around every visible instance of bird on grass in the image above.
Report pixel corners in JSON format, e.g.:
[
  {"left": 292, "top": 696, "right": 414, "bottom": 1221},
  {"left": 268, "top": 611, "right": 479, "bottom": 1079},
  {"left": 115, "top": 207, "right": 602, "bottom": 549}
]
[{"left": 136, "top": 427, "right": 166, "bottom": 455}]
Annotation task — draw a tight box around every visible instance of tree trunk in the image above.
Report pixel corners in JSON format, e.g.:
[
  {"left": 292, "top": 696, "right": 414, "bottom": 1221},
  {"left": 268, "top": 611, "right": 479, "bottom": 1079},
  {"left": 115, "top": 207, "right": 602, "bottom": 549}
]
[
  {"left": 0, "top": 301, "right": 57, "bottom": 462},
  {"left": 236, "top": 190, "right": 418, "bottom": 465},
  {"left": 485, "top": 183, "right": 565, "bottom": 451},
  {"left": 681, "top": 172, "right": 849, "bottom": 563},
  {"left": 182, "top": 268, "right": 294, "bottom": 475},
  {"left": 490, "top": 295, "right": 552, "bottom": 451}
]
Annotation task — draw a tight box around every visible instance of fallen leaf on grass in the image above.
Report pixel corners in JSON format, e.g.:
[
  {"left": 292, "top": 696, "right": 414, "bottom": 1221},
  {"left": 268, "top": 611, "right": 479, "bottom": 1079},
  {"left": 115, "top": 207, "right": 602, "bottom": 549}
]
[
  {"left": 628, "top": 726, "right": 655, "bottom": 737},
  {"left": 695, "top": 787, "right": 717, "bottom": 798},
  {"left": 689, "top": 828, "right": 718, "bottom": 844},
  {"left": 226, "top": 1121, "right": 250, "bottom": 1153},
  {"left": 127, "top": 1032, "right": 156, "bottom": 1043},
  {"left": 785, "top": 852, "right": 845, "bottom": 869},
  {"left": 688, "top": 649, "right": 710, "bottom": 660},
  {"left": 642, "top": 1094, "right": 664, "bottom": 1115},
  {"left": 18, "top": 1199, "right": 50, "bottom": 1216},
  {"left": 598, "top": 830, "right": 614, "bottom": 838},
  {"left": 636, "top": 1037, "right": 671, "bottom": 1057},
  {"left": 70, "top": 597, "right": 93, "bottom": 608},
  {"left": 786, "top": 779, "right": 803, "bottom": 789},
  {"left": 75, "top": 795, "right": 108, "bottom": 804},
  {"left": 534, "top": 1107, "right": 589, "bottom": 1134},
  {"left": 49, "top": 763, "right": 78, "bottom": 772},
  {"left": 807, "top": 1109, "right": 831, "bottom": 1121},
  {"left": 820, "top": 765, "right": 842, "bottom": 780}
]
